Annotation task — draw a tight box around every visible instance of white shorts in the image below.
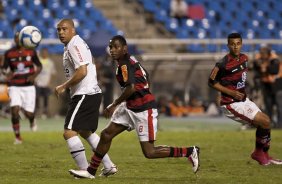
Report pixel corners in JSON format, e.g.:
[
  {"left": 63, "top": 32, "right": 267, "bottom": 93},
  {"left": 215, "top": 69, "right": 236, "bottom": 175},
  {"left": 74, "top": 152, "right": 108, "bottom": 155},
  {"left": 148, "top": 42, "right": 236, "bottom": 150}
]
[
  {"left": 8, "top": 86, "right": 36, "bottom": 113},
  {"left": 111, "top": 103, "right": 158, "bottom": 142},
  {"left": 221, "top": 98, "right": 261, "bottom": 124}
]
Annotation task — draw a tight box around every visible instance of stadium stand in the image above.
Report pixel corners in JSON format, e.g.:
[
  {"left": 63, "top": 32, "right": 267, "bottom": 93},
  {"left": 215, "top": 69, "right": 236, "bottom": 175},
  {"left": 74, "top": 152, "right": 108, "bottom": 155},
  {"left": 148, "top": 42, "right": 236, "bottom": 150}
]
[
  {"left": 0, "top": 0, "right": 119, "bottom": 55},
  {"left": 137, "top": 0, "right": 282, "bottom": 53}
]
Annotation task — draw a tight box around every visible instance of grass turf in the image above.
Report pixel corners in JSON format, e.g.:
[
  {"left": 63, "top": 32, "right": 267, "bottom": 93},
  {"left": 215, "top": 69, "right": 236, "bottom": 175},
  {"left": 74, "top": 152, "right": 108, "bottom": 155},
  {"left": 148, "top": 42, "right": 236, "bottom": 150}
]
[{"left": 0, "top": 117, "right": 282, "bottom": 184}]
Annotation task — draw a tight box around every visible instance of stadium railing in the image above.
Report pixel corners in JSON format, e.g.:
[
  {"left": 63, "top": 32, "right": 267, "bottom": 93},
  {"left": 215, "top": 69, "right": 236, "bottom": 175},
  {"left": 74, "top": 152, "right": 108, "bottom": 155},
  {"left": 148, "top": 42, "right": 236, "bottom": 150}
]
[{"left": 1, "top": 38, "right": 282, "bottom": 60}]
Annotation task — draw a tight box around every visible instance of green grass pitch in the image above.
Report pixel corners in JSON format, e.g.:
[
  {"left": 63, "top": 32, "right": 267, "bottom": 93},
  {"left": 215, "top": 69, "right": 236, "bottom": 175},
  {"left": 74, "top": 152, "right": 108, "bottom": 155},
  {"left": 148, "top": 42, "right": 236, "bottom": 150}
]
[{"left": 0, "top": 117, "right": 282, "bottom": 184}]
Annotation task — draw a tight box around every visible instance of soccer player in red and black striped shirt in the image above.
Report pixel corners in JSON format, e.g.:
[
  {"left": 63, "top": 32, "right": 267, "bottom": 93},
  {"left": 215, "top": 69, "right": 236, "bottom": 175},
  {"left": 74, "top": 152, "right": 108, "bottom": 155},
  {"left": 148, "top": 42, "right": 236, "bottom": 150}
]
[
  {"left": 2, "top": 32, "right": 42, "bottom": 144},
  {"left": 69, "top": 35, "right": 200, "bottom": 179},
  {"left": 208, "top": 33, "right": 282, "bottom": 165}
]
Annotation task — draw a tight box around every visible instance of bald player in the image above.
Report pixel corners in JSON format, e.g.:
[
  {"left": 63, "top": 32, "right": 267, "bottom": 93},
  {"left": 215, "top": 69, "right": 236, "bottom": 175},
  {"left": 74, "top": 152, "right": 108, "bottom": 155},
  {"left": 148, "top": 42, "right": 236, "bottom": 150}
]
[{"left": 55, "top": 19, "right": 117, "bottom": 178}]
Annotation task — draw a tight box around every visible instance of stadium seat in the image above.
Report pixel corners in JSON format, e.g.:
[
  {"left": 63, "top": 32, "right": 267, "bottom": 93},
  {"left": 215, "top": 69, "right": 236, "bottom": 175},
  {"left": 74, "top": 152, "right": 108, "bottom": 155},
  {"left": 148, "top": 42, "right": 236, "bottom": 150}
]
[
  {"left": 137, "top": 0, "right": 282, "bottom": 52},
  {"left": 0, "top": 0, "right": 120, "bottom": 54},
  {"left": 187, "top": 5, "right": 205, "bottom": 20}
]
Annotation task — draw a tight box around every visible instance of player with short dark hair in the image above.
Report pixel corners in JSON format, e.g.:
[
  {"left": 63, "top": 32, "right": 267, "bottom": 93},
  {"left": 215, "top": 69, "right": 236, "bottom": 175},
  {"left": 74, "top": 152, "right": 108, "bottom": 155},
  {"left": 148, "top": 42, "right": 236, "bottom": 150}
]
[
  {"left": 2, "top": 31, "right": 42, "bottom": 144},
  {"left": 69, "top": 35, "right": 200, "bottom": 179},
  {"left": 55, "top": 18, "right": 117, "bottom": 177},
  {"left": 208, "top": 32, "right": 282, "bottom": 165}
]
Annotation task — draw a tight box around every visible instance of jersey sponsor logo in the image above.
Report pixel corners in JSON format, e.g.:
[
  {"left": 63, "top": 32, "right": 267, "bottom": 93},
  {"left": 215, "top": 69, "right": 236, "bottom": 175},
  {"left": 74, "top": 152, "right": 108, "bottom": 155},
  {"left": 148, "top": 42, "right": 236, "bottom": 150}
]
[
  {"left": 210, "top": 67, "right": 219, "bottom": 80},
  {"left": 74, "top": 46, "right": 83, "bottom": 62},
  {"left": 237, "top": 81, "right": 245, "bottom": 89},
  {"left": 121, "top": 65, "right": 128, "bottom": 82},
  {"left": 15, "top": 62, "right": 30, "bottom": 74},
  {"left": 236, "top": 71, "right": 247, "bottom": 89},
  {"left": 242, "top": 71, "right": 247, "bottom": 82}
]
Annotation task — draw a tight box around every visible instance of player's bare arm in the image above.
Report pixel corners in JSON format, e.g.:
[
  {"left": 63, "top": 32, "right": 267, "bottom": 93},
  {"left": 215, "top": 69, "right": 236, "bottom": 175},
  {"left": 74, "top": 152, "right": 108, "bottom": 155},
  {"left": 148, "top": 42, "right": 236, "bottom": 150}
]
[
  {"left": 55, "top": 64, "right": 87, "bottom": 97},
  {"left": 104, "top": 84, "right": 135, "bottom": 118},
  {"left": 211, "top": 82, "right": 245, "bottom": 101},
  {"left": 27, "top": 65, "right": 42, "bottom": 83}
]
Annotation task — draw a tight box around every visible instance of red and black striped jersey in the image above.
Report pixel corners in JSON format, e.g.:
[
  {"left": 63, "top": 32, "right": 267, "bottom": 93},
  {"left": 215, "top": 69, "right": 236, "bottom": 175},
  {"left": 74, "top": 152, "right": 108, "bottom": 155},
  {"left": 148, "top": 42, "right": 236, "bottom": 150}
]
[
  {"left": 116, "top": 55, "right": 157, "bottom": 112},
  {"left": 211, "top": 53, "right": 248, "bottom": 105},
  {"left": 3, "top": 46, "right": 41, "bottom": 86}
]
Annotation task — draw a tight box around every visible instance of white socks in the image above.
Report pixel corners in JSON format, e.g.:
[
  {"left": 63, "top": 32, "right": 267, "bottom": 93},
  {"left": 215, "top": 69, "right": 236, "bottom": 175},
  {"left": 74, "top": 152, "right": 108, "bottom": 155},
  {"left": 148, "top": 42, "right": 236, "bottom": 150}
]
[
  {"left": 66, "top": 136, "right": 88, "bottom": 170},
  {"left": 86, "top": 133, "right": 115, "bottom": 169}
]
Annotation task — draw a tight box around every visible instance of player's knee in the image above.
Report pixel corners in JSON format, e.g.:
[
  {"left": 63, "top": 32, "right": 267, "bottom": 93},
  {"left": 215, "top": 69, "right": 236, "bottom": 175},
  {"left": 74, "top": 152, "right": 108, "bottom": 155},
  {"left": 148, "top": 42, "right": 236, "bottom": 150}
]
[
  {"left": 25, "top": 111, "right": 35, "bottom": 120},
  {"left": 63, "top": 130, "right": 77, "bottom": 140},
  {"left": 11, "top": 106, "right": 20, "bottom": 115},
  {"left": 262, "top": 116, "right": 271, "bottom": 129},
  {"left": 79, "top": 131, "right": 91, "bottom": 139},
  {"left": 63, "top": 132, "right": 70, "bottom": 140},
  {"left": 142, "top": 149, "right": 155, "bottom": 159},
  {"left": 254, "top": 112, "right": 271, "bottom": 129}
]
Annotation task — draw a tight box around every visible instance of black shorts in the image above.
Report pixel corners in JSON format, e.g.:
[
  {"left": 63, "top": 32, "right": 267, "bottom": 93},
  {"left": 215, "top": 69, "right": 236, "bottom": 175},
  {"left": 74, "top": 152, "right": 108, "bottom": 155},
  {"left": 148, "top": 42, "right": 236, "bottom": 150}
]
[{"left": 64, "top": 93, "right": 102, "bottom": 132}]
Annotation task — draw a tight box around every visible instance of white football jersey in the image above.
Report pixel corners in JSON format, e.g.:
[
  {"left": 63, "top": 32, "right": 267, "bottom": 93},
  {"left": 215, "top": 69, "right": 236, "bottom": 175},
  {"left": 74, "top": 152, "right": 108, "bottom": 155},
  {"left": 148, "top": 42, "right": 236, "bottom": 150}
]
[{"left": 63, "top": 35, "right": 101, "bottom": 97}]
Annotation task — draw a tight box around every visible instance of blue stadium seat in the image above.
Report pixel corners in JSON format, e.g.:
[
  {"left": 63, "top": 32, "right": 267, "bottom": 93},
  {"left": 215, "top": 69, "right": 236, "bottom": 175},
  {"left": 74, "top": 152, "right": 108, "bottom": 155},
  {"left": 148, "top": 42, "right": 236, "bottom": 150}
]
[
  {"left": 154, "top": 9, "right": 168, "bottom": 23},
  {"left": 142, "top": 0, "right": 157, "bottom": 13},
  {"left": 164, "top": 18, "right": 179, "bottom": 33},
  {"left": 1, "top": 0, "right": 120, "bottom": 53},
  {"left": 137, "top": 0, "right": 282, "bottom": 53},
  {"left": 176, "top": 29, "right": 188, "bottom": 39},
  {"left": 187, "top": 44, "right": 205, "bottom": 53}
]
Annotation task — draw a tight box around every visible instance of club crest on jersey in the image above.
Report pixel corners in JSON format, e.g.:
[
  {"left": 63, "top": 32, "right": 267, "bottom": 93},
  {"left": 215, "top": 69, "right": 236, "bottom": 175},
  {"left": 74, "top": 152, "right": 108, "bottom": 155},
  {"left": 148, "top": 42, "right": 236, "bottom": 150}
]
[
  {"left": 121, "top": 65, "right": 128, "bottom": 82},
  {"left": 236, "top": 71, "right": 247, "bottom": 89}
]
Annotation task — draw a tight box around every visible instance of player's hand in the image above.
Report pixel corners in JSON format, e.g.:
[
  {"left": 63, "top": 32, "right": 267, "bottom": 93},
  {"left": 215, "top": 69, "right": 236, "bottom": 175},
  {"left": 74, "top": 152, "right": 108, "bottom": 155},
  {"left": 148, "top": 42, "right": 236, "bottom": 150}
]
[
  {"left": 55, "top": 85, "right": 66, "bottom": 98},
  {"left": 232, "top": 91, "right": 245, "bottom": 101},
  {"left": 103, "top": 103, "right": 116, "bottom": 118},
  {"left": 27, "top": 75, "right": 36, "bottom": 83}
]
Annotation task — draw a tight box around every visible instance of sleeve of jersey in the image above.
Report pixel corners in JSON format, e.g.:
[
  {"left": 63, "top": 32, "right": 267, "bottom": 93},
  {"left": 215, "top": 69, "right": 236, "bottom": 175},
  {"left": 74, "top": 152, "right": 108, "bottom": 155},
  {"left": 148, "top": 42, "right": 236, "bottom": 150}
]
[
  {"left": 209, "top": 62, "right": 222, "bottom": 85},
  {"left": 68, "top": 44, "right": 89, "bottom": 69},
  {"left": 120, "top": 62, "right": 134, "bottom": 86}
]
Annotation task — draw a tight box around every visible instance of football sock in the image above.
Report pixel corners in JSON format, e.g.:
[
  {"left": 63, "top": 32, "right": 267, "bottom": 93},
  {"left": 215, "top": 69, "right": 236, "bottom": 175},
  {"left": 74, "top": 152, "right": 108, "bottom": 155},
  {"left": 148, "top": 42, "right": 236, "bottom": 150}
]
[
  {"left": 263, "top": 130, "right": 271, "bottom": 153},
  {"left": 169, "top": 147, "right": 194, "bottom": 157},
  {"left": 88, "top": 151, "right": 104, "bottom": 175},
  {"left": 12, "top": 117, "right": 21, "bottom": 139},
  {"left": 66, "top": 136, "right": 88, "bottom": 170},
  {"left": 86, "top": 133, "right": 114, "bottom": 169},
  {"left": 255, "top": 128, "right": 270, "bottom": 151},
  {"left": 12, "top": 123, "right": 21, "bottom": 139}
]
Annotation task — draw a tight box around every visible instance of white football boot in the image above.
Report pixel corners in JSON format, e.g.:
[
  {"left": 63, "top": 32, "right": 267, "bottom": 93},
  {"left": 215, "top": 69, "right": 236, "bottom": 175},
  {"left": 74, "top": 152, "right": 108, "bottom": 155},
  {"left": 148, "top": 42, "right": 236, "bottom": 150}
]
[
  {"left": 188, "top": 146, "right": 200, "bottom": 173},
  {"left": 99, "top": 165, "right": 118, "bottom": 177},
  {"left": 69, "top": 169, "right": 95, "bottom": 179}
]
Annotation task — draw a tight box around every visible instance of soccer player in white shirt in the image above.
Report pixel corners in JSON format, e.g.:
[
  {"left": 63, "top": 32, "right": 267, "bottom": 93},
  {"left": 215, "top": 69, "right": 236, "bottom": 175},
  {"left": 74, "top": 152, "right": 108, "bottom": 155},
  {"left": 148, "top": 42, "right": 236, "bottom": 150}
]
[{"left": 55, "top": 19, "right": 117, "bottom": 178}]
